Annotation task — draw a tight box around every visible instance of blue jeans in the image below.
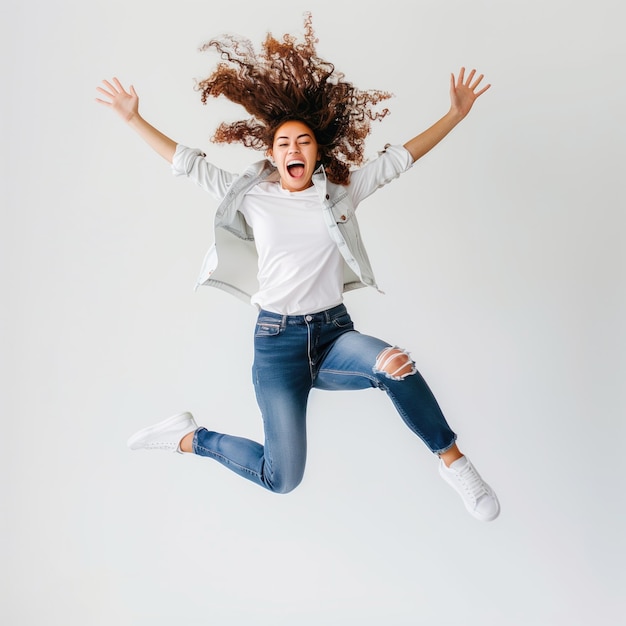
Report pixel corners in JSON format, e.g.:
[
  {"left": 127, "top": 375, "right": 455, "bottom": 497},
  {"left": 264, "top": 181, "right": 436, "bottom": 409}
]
[{"left": 193, "top": 304, "right": 456, "bottom": 492}]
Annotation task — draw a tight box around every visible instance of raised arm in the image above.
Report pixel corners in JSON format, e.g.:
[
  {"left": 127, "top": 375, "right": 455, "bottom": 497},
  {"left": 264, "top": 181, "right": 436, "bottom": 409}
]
[
  {"left": 403, "top": 67, "right": 490, "bottom": 163},
  {"left": 95, "top": 78, "right": 177, "bottom": 163}
]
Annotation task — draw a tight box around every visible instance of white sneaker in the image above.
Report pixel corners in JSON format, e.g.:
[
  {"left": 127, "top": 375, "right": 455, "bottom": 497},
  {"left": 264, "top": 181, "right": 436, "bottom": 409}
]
[
  {"left": 439, "top": 456, "right": 500, "bottom": 521},
  {"left": 127, "top": 412, "right": 198, "bottom": 453}
]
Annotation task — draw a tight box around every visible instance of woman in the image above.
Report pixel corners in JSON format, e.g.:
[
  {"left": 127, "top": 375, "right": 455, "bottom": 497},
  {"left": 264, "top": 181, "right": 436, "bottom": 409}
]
[{"left": 96, "top": 15, "right": 500, "bottom": 521}]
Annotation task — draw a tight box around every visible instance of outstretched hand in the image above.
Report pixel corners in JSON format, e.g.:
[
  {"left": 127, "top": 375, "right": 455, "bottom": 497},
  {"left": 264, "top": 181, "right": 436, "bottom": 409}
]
[
  {"left": 94, "top": 77, "right": 177, "bottom": 162},
  {"left": 449, "top": 67, "right": 490, "bottom": 119},
  {"left": 402, "top": 67, "right": 491, "bottom": 163},
  {"left": 95, "top": 78, "right": 139, "bottom": 122}
]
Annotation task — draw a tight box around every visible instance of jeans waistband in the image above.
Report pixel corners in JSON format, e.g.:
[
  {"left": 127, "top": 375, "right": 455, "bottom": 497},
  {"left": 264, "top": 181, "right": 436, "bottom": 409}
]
[{"left": 257, "top": 303, "right": 347, "bottom": 326}]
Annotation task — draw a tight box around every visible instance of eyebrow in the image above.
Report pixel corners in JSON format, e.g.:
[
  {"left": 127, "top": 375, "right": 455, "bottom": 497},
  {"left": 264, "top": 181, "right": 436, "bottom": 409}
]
[{"left": 275, "top": 133, "right": 313, "bottom": 141}]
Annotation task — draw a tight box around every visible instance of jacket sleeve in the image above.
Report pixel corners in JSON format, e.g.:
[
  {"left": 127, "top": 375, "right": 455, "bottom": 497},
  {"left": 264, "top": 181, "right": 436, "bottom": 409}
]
[
  {"left": 171, "top": 144, "right": 238, "bottom": 201},
  {"left": 348, "top": 144, "right": 414, "bottom": 207}
]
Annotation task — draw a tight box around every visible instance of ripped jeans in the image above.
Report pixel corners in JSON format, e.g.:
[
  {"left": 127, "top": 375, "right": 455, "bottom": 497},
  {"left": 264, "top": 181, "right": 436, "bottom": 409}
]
[{"left": 193, "top": 304, "right": 456, "bottom": 492}]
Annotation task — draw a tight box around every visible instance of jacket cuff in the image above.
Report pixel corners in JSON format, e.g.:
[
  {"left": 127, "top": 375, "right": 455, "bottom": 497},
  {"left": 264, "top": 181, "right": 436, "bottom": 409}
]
[{"left": 171, "top": 144, "right": 206, "bottom": 177}]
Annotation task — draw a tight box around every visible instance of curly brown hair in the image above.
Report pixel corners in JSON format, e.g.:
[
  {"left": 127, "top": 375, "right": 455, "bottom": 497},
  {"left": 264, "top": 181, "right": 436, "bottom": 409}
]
[{"left": 195, "top": 13, "right": 392, "bottom": 185}]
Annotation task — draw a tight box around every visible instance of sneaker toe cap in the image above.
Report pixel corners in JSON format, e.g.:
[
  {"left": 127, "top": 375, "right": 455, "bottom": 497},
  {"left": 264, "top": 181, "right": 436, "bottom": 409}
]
[{"left": 474, "top": 494, "right": 500, "bottom": 522}]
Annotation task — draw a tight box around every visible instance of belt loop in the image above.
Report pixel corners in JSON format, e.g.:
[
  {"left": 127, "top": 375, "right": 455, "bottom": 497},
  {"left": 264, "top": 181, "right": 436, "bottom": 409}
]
[{"left": 281, "top": 315, "right": 287, "bottom": 330}]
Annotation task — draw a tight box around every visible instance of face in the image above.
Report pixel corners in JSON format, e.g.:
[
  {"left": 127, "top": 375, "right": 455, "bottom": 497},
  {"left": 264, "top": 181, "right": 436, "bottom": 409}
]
[{"left": 268, "top": 120, "right": 321, "bottom": 192}]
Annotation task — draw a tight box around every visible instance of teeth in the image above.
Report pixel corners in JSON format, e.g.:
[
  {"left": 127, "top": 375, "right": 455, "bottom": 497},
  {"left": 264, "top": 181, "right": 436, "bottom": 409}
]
[{"left": 287, "top": 160, "right": 305, "bottom": 167}]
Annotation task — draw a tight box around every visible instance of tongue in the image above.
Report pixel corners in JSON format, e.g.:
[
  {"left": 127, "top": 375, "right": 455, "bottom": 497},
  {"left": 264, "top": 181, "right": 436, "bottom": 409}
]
[{"left": 289, "top": 165, "right": 305, "bottom": 178}]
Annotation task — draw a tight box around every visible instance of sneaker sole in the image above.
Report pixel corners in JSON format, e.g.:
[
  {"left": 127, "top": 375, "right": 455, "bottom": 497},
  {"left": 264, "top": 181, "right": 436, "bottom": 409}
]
[{"left": 127, "top": 411, "right": 194, "bottom": 450}]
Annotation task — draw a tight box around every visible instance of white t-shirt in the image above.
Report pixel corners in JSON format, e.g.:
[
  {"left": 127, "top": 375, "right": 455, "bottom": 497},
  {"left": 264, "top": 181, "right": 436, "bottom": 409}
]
[{"left": 239, "top": 181, "right": 344, "bottom": 315}]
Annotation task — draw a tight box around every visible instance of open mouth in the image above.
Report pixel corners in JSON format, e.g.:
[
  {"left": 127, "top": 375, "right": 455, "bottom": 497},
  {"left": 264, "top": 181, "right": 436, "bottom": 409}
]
[{"left": 286, "top": 160, "right": 305, "bottom": 178}]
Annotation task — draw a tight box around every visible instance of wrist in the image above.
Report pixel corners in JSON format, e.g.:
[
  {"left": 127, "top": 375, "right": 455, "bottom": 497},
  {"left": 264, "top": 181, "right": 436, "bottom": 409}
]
[
  {"left": 446, "top": 108, "right": 465, "bottom": 125},
  {"left": 126, "top": 111, "right": 143, "bottom": 126}
]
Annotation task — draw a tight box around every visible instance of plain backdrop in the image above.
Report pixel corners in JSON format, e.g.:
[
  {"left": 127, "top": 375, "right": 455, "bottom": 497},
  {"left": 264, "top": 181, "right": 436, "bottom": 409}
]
[{"left": 2, "top": 0, "right": 624, "bottom": 624}]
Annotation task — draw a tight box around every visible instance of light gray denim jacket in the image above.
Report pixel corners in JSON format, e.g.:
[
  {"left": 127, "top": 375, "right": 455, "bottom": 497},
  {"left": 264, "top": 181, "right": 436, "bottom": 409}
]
[{"left": 172, "top": 143, "right": 414, "bottom": 304}]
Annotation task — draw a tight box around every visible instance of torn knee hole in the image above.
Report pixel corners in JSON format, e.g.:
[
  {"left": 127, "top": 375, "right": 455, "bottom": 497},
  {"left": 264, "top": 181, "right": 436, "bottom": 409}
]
[{"left": 374, "top": 347, "right": 416, "bottom": 380}]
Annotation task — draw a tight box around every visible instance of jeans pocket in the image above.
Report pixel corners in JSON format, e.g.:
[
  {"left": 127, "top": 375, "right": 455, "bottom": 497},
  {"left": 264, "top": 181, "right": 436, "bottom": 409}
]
[
  {"left": 332, "top": 312, "right": 353, "bottom": 329},
  {"left": 255, "top": 321, "right": 282, "bottom": 337}
]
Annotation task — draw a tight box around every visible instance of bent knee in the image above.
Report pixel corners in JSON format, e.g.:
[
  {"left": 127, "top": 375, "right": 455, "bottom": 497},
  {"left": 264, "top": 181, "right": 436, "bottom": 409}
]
[
  {"left": 269, "top": 477, "right": 302, "bottom": 495},
  {"left": 272, "top": 483, "right": 299, "bottom": 495},
  {"left": 266, "top": 468, "right": 304, "bottom": 494},
  {"left": 374, "top": 346, "right": 417, "bottom": 381}
]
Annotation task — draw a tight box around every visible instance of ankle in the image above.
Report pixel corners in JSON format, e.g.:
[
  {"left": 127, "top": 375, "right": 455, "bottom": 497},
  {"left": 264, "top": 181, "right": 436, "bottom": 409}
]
[
  {"left": 439, "top": 444, "right": 464, "bottom": 467},
  {"left": 179, "top": 431, "right": 195, "bottom": 453}
]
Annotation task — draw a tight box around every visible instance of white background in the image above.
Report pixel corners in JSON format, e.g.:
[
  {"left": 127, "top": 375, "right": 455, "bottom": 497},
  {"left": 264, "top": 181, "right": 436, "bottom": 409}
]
[{"left": 2, "top": 0, "right": 624, "bottom": 624}]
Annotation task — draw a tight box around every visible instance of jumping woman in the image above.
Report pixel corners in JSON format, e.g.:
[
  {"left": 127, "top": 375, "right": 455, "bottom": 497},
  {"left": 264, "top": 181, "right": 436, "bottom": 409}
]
[{"left": 96, "top": 14, "right": 500, "bottom": 521}]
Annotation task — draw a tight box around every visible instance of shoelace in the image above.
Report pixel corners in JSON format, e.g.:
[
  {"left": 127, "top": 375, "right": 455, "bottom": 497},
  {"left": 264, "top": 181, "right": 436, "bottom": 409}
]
[{"left": 454, "top": 462, "right": 489, "bottom": 504}]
